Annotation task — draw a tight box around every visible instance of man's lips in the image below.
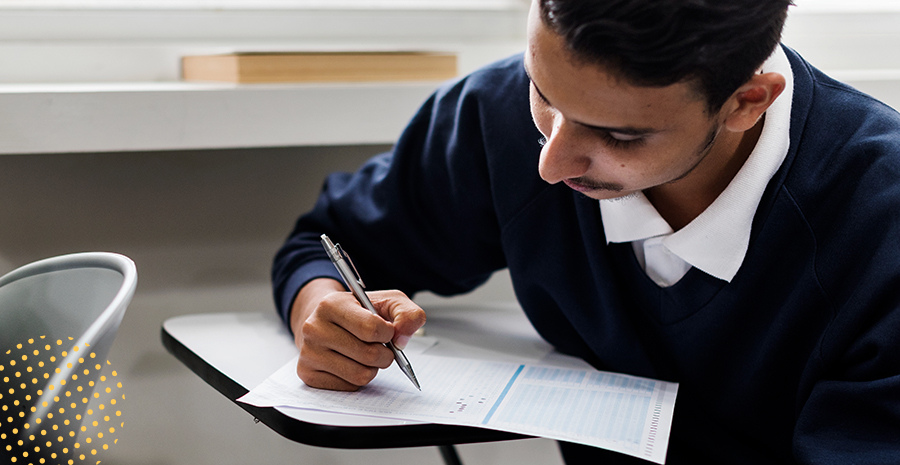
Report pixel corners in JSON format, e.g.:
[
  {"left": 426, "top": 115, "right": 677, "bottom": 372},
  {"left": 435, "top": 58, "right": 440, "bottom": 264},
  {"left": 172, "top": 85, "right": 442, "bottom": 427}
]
[{"left": 564, "top": 179, "right": 595, "bottom": 193}]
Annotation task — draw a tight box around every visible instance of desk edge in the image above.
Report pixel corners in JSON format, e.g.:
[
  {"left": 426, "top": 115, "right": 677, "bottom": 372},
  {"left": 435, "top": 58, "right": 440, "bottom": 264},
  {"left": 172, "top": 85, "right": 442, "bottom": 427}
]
[{"left": 160, "top": 323, "right": 529, "bottom": 448}]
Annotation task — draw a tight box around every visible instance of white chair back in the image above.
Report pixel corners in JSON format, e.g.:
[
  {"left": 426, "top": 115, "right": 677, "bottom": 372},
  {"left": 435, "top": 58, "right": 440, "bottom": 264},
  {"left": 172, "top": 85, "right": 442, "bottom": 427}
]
[{"left": 0, "top": 252, "right": 137, "bottom": 459}]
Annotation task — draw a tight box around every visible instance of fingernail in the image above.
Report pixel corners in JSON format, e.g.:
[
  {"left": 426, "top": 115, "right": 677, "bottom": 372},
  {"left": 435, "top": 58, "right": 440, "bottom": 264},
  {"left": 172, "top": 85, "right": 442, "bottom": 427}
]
[{"left": 395, "top": 335, "right": 411, "bottom": 350}]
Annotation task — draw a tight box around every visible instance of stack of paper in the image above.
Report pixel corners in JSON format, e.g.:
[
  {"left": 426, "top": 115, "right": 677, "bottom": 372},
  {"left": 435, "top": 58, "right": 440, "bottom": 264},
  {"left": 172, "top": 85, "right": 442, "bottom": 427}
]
[{"left": 239, "top": 338, "right": 677, "bottom": 464}]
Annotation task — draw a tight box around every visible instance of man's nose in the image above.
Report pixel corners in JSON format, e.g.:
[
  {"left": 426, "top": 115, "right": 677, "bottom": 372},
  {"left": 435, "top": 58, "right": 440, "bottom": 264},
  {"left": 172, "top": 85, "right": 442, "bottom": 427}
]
[{"left": 537, "top": 121, "right": 591, "bottom": 184}]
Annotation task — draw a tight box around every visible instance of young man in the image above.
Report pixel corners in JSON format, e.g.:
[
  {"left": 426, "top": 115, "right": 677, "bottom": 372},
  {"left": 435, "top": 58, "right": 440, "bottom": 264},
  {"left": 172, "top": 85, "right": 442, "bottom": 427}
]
[{"left": 273, "top": 0, "right": 900, "bottom": 463}]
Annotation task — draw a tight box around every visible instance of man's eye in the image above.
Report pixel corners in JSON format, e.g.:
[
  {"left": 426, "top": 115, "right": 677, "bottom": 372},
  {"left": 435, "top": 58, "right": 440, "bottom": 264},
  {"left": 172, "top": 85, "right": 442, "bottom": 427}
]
[
  {"left": 608, "top": 132, "right": 642, "bottom": 142},
  {"left": 601, "top": 131, "right": 645, "bottom": 149}
]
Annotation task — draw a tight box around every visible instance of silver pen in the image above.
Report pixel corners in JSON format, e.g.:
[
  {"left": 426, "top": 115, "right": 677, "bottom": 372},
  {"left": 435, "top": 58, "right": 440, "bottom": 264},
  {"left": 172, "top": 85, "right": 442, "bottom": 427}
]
[{"left": 320, "top": 234, "right": 421, "bottom": 391}]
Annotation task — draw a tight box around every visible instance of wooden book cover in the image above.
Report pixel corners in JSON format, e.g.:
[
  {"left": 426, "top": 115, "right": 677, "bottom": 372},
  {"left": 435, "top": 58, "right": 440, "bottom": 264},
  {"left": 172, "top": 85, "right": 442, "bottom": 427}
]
[{"left": 182, "top": 51, "right": 457, "bottom": 83}]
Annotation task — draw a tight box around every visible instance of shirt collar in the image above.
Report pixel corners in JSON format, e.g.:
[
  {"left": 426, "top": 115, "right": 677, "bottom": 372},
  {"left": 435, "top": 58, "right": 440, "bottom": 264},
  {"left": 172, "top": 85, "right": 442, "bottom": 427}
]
[{"left": 600, "top": 46, "right": 794, "bottom": 282}]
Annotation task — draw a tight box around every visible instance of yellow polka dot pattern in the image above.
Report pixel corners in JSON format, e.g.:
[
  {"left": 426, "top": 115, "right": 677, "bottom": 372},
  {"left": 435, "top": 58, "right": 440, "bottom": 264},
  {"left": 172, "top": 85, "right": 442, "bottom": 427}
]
[{"left": 0, "top": 336, "right": 124, "bottom": 464}]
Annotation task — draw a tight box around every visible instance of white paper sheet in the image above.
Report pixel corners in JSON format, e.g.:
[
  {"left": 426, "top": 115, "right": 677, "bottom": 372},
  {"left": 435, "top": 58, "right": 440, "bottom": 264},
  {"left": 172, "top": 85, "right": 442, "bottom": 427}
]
[{"left": 239, "top": 339, "right": 678, "bottom": 464}]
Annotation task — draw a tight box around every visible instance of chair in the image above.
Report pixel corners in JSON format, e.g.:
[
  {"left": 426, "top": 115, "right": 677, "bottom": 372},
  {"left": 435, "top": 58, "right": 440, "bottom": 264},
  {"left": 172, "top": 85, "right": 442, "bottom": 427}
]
[{"left": 0, "top": 252, "right": 137, "bottom": 463}]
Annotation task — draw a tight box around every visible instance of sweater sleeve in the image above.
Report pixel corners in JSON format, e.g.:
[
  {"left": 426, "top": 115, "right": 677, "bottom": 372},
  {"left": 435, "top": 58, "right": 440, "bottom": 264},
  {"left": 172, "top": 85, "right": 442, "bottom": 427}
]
[
  {"left": 792, "top": 295, "right": 900, "bottom": 463},
  {"left": 271, "top": 56, "right": 533, "bottom": 325},
  {"left": 791, "top": 226, "right": 900, "bottom": 463},
  {"left": 789, "top": 91, "right": 900, "bottom": 463}
]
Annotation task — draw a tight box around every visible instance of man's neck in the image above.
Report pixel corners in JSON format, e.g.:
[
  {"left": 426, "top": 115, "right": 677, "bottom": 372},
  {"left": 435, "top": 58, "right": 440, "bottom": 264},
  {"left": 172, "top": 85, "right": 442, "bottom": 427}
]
[{"left": 645, "top": 116, "right": 765, "bottom": 231}]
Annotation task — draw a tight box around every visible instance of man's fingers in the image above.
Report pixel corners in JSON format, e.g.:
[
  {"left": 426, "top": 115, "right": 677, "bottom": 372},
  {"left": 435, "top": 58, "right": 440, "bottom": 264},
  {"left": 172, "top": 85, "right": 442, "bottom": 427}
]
[
  {"left": 293, "top": 287, "right": 424, "bottom": 390},
  {"left": 299, "top": 372, "right": 360, "bottom": 392},
  {"left": 296, "top": 355, "right": 375, "bottom": 391},
  {"left": 318, "top": 291, "right": 396, "bottom": 343},
  {"left": 368, "top": 290, "right": 427, "bottom": 349},
  {"left": 297, "top": 325, "right": 393, "bottom": 388},
  {"left": 301, "top": 312, "right": 395, "bottom": 369}
]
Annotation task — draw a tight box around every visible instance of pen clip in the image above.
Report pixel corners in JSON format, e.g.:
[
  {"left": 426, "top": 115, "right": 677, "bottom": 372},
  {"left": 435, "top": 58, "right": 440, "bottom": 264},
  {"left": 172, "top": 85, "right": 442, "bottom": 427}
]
[{"left": 335, "top": 243, "right": 366, "bottom": 289}]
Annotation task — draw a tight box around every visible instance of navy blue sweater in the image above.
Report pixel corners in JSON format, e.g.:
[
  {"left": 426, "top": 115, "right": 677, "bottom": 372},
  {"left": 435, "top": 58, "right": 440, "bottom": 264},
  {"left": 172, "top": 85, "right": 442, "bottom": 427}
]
[{"left": 273, "top": 46, "right": 900, "bottom": 464}]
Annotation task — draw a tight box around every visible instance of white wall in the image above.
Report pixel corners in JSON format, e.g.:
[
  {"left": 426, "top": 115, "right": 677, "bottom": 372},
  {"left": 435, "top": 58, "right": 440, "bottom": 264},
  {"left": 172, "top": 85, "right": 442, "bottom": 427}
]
[{"left": 783, "top": 0, "right": 900, "bottom": 110}]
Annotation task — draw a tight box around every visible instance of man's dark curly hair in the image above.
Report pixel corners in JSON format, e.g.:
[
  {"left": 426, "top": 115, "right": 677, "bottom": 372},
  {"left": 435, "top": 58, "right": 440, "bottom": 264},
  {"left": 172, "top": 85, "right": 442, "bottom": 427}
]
[{"left": 538, "top": 0, "right": 793, "bottom": 113}]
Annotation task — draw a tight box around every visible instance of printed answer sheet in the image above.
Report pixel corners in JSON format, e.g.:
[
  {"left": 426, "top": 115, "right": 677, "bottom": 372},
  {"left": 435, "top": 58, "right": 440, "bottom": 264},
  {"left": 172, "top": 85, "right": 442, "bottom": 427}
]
[{"left": 239, "top": 341, "right": 678, "bottom": 464}]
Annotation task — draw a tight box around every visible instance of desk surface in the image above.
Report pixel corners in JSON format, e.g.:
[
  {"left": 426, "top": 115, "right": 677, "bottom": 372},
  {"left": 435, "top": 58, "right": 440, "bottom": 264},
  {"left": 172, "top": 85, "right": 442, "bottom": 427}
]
[{"left": 161, "top": 303, "right": 574, "bottom": 448}]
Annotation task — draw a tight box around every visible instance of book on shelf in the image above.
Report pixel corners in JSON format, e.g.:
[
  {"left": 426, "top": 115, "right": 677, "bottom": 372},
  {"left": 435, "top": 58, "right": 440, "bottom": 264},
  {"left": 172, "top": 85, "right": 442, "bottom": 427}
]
[{"left": 181, "top": 51, "right": 458, "bottom": 83}]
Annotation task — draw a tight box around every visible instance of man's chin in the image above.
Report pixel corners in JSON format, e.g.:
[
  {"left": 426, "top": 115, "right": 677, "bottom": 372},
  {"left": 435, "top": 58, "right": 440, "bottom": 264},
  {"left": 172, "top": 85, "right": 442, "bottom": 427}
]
[
  {"left": 598, "top": 191, "right": 642, "bottom": 202},
  {"left": 574, "top": 187, "right": 641, "bottom": 202}
]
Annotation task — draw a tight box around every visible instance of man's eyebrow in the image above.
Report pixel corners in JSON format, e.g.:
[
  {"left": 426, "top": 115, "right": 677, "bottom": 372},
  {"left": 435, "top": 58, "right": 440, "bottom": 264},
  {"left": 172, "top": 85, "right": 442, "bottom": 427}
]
[
  {"left": 524, "top": 65, "right": 658, "bottom": 136},
  {"left": 524, "top": 65, "right": 553, "bottom": 106},
  {"left": 580, "top": 122, "right": 657, "bottom": 136}
]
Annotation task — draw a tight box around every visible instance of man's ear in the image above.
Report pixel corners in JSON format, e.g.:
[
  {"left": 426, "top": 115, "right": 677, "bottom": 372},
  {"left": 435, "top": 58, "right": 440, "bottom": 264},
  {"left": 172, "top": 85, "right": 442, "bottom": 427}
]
[{"left": 722, "top": 72, "right": 786, "bottom": 132}]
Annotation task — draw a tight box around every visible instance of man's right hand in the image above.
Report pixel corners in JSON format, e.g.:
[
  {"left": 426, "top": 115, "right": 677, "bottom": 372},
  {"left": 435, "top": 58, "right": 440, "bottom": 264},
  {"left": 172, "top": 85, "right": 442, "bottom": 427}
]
[{"left": 289, "top": 278, "right": 426, "bottom": 391}]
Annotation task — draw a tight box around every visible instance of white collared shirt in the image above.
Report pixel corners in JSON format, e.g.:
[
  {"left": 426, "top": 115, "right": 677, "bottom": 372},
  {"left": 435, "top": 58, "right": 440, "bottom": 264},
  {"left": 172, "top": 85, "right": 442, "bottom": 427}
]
[{"left": 599, "top": 46, "right": 794, "bottom": 287}]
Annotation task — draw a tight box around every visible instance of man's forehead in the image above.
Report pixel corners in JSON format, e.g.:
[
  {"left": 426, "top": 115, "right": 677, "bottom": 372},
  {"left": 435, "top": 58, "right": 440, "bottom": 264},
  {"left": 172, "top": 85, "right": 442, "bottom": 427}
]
[
  {"left": 523, "top": 51, "right": 710, "bottom": 133},
  {"left": 524, "top": 63, "right": 661, "bottom": 135}
]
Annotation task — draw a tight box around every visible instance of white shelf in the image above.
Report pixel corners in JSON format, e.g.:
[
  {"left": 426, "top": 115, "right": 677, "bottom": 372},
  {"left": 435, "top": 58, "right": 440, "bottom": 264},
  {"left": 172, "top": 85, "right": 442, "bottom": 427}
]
[
  {"left": 0, "top": 80, "right": 442, "bottom": 155},
  {"left": 1, "top": 70, "right": 897, "bottom": 156}
]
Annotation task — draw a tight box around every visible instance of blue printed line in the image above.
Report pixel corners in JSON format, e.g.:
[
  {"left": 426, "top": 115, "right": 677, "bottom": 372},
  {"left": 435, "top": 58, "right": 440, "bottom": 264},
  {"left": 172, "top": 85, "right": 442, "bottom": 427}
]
[{"left": 482, "top": 364, "right": 525, "bottom": 425}]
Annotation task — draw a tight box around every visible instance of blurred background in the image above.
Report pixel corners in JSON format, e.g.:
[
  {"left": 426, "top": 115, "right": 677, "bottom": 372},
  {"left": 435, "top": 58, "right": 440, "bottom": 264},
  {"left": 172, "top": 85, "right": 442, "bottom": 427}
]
[{"left": 0, "top": 1, "right": 897, "bottom": 463}]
